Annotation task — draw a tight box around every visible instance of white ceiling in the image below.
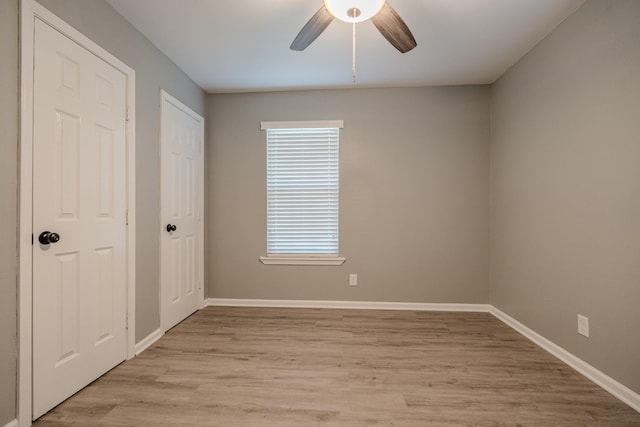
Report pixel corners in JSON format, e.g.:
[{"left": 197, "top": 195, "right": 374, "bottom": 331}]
[{"left": 105, "top": 0, "right": 585, "bottom": 93}]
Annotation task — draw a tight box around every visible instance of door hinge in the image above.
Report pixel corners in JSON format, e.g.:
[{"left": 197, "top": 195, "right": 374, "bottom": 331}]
[
  {"left": 125, "top": 210, "right": 128, "bottom": 226},
  {"left": 125, "top": 313, "right": 129, "bottom": 330},
  {"left": 32, "top": 233, "right": 34, "bottom": 245}
]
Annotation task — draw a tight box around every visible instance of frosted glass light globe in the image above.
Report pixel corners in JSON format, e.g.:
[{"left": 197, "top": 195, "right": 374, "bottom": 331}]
[{"left": 324, "top": 0, "right": 386, "bottom": 23}]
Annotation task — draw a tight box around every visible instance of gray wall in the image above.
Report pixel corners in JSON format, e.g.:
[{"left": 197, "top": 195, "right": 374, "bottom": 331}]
[
  {"left": 491, "top": 0, "right": 640, "bottom": 394},
  {"left": 207, "top": 87, "right": 490, "bottom": 303},
  {"left": 36, "top": 0, "right": 207, "bottom": 341},
  {"left": 0, "top": 0, "right": 18, "bottom": 424}
]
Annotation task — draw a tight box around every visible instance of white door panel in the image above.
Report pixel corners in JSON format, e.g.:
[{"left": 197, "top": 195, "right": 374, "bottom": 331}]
[
  {"left": 161, "top": 91, "right": 204, "bottom": 331},
  {"left": 32, "top": 19, "right": 127, "bottom": 418}
]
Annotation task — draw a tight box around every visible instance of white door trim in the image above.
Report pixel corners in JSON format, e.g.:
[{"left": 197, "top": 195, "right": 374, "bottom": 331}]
[
  {"left": 159, "top": 89, "right": 205, "bottom": 333},
  {"left": 19, "top": 1, "right": 136, "bottom": 424}
]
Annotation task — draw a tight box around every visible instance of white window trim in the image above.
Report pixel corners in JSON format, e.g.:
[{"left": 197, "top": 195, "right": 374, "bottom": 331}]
[
  {"left": 260, "top": 120, "right": 345, "bottom": 266},
  {"left": 260, "top": 120, "right": 344, "bottom": 130},
  {"left": 260, "top": 255, "right": 346, "bottom": 266}
]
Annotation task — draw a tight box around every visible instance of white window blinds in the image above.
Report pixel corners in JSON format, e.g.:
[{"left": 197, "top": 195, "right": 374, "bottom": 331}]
[{"left": 262, "top": 121, "right": 342, "bottom": 255}]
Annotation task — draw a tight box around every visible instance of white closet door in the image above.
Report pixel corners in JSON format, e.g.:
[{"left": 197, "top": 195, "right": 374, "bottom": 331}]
[
  {"left": 161, "top": 91, "right": 204, "bottom": 331},
  {"left": 32, "top": 19, "right": 128, "bottom": 418}
]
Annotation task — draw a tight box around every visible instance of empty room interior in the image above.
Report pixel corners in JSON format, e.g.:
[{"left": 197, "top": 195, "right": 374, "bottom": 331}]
[{"left": 1, "top": 0, "right": 640, "bottom": 425}]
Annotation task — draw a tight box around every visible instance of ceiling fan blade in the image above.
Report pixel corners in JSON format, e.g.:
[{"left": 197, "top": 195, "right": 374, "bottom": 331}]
[
  {"left": 371, "top": 2, "right": 417, "bottom": 53},
  {"left": 290, "top": 6, "right": 335, "bottom": 51}
]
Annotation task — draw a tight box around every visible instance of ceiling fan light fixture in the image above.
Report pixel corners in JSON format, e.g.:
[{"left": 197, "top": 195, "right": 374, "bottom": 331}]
[{"left": 324, "top": 0, "right": 385, "bottom": 23}]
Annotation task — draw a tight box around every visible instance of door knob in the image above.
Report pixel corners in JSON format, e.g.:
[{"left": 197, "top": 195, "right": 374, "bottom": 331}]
[
  {"left": 166, "top": 224, "right": 177, "bottom": 232},
  {"left": 38, "top": 231, "right": 60, "bottom": 245}
]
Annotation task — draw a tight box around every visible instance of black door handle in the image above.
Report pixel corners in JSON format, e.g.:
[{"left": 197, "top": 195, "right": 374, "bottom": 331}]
[
  {"left": 38, "top": 231, "right": 60, "bottom": 245},
  {"left": 166, "top": 224, "right": 177, "bottom": 232}
]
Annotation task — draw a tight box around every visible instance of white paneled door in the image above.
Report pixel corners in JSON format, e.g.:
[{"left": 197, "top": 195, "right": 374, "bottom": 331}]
[
  {"left": 32, "top": 20, "right": 128, "bottom": 418},
  {"left": 161, "top": 91, "right": 204, "bottom": 331}
]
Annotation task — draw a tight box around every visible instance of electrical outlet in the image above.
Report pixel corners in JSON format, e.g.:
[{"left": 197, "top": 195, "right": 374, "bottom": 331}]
[
  {"left": 349, "top": 273, "right": 358, "bottom": 287},
  {"left": 578, "top": 314, "right": 589, "bottom": 338}
]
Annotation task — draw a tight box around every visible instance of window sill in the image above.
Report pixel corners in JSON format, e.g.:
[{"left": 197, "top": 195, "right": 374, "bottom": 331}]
[{"left": 259, "top": 256, "right": 346, "bottom": 266}]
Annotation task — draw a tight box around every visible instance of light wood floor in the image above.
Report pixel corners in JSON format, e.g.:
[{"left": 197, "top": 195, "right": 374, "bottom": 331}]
[{"left": 35, "top": 307, "right": 640, "bottom": 426}]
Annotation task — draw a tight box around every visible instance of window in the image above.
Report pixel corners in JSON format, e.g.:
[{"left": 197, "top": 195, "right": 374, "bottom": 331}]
[{"left": 260, "top": 121, "right": 345, "bottom": 265}]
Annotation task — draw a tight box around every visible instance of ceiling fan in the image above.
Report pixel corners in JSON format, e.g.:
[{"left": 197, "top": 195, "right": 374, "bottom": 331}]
[{"left": 291, "top": 0, "right": 417, "bottom": 53}]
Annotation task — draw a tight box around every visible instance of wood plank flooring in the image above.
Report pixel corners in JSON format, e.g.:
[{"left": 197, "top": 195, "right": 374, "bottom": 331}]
[{"left": 34, "top": 307, "right": 640, "bottom": 426}]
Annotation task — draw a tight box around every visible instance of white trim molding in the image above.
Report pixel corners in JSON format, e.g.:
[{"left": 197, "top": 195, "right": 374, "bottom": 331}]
[
  {"left": 259, "top": 256, "right": 346, "bottom": 266},
  {"left": 18, "top": 0, "right": 35, "bottom": 423},
  {"left": 490, "top": 306, "right": 640, "bottom": 413},
  {"left": 134, "top": 328, "right": 164, "bottom": 356},
  {"left": 3, "top": 419, "right": 19, "bottom": 427},
  {"left": 19, "top": 1, "right": 136, "bottom": 424},
  {"left": 206, "top": 298, "right": 491, "bottom": 312},
  {"left": 260, "top": 120, "right": 344, "bottom": 130}
]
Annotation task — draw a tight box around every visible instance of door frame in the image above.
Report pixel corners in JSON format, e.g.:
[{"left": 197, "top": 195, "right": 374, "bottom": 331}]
[
  {"left": 159, "top": 89, "right": 205, "bottom": 333},
  {"left": 18, "top": 0, "right": 136, "bottom": 423}
]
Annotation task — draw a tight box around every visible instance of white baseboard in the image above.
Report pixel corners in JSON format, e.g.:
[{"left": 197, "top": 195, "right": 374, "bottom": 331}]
[
  {"left": 490, "top": 306, "right": 640, "bottom": 413},
  {"left": 3, "top": 419, "right": 18, "bottom": 427},
  {"left": 205, "top": 298, "right": 491, "bottom": 312},
  {"left": 134, "top": 328, "right": 163, "bottom": 356}
]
